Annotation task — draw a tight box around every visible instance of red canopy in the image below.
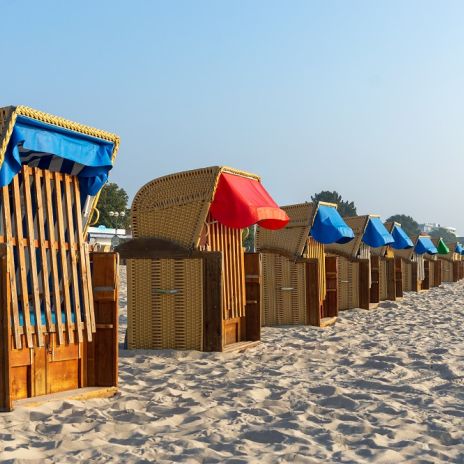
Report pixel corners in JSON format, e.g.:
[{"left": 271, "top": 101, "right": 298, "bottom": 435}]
[{"left": 209, "top": 172, "right": 289, "bottom": 230}]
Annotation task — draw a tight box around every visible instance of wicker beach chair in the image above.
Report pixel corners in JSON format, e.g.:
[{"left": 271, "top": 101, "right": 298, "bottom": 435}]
[
  {"left": 0, "top": 106, "right": 120, "bottom": 411},
  {"left": 119, "top": 166, "right": 288, "bottom": 352},
  {"left": 256, "top": 201, "right": 354, "bottom": 328},
  {"left": 325, "top": 215, "right": 394, "bottom": 311}
]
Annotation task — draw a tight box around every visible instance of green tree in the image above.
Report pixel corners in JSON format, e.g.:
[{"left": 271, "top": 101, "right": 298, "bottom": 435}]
[
  {"left": 385, "top": 214, "right": 420, "bottom": 236},
  {"left": 96, "top": 182, "right": 130, "bottom": 229},
  {"left": 311, "top": 190, "right": 357, "bottom": 217},
  {"left": 243, "top": 226, "right": 255, "bottom": 252},
  {"left": 428, "top": 227, "right": 456, "bottom": 242}
]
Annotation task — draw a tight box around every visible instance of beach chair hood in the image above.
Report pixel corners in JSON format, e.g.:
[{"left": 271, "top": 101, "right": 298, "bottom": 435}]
[
  {"left": 415, "top": 236, "right": 438, "bottom": 255},
  {"left": 209, "top": 172, "right": 288, "bottom": 230},
  {"left": 0, "top": 106, "right": 120, "bottom": 229},
  {"left": 391, "top": 223, "right": 414, "bottom": 250},
  {"left": 436, "top": 238, "right": 450, "bottom": 255},
  {"left": 362, "top": 216, "right": 394, "bottom": 248},
  {"left": 310, "top": 204, "right": 354, "bottom": 245},
  {"left": 256, "top": 201, "right": 354, "bottom": 258}
]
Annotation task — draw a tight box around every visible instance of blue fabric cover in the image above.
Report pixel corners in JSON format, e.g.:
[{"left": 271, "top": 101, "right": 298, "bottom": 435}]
[
  {"left": 362, "top": 217, "right": 394, "bottom": 248},
  {"left": 415, "top": 236, "right": 438, "bottom": 255},
  {"left": 310, "top": 205, "right": 355, "bottom": 244},
  {"left": 455, "top": 244, "right": 464, "bottom": 255},
  {"left": 0, "top": 116, "right": 114, "bottom": 200},
  {"left": 19, "top": 310, "right": 76, "bottom": 326},
  {"left": 391, "top": 224, "right": 414, "bottom": 249}
]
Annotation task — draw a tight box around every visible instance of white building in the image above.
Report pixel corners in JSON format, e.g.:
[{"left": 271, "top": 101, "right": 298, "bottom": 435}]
[{"left": 87, "top": 226, "right": 132, "bottom": 251}]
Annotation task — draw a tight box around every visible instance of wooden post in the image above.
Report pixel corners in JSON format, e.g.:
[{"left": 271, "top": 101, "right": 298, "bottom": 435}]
[
  {"left": 203, "top": 252, "right": 223, "bottom": 352},
  {"left": 0, "top": 244, "right": 12, "bottom": 411},
  {"left": 244, "top": 253, "right": 261, "bottom": 342},
  {"left": 88, "top": 252, "right": 119, "bottom": 388},
  {"left": 358, "top": 259, "right": 370, "bottom": 309},
  {"left": 306, "top": 259, "right": 320, "bottom": 326}
]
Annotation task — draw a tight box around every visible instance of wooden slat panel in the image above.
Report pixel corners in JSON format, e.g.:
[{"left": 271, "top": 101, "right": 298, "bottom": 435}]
[
  {"left": 34, "top": 168, "right": 53, "bottom": 332},
  {"left": 2, "top": 186, "right": 21, "bottom": 349},
  {"left": 73, "top": 177, "right": 93, "bottom": 341},
  {"left": 44, "top": 171, "right": 64, "bottom": 345},
  {"left": 54, "top": 172, "right": 74, "bottom": 344},
  {"left": 22, "top": 167, "right": 44, "bottom": 346},
  {"left": 64, "top": 178, "right": 83, "bottom": 343},
  {"left": 12, "top": 175, "right": 33, "bottom": 348}
]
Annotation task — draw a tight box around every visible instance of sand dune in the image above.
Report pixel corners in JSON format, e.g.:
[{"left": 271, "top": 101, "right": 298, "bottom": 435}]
[{"left": 1, "top": 266, "right": 463, "bottom": 463}]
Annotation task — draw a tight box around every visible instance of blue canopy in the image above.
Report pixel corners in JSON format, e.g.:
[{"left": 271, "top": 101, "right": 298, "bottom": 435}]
[
  {"left": 391, "top": 224, "right": 414, "bottom": 249},
  {"left": 455, "top": 244, "right": 464, "bottom": 255},
  {"left": 362, "top": 216, "right": 394, "bottom": 248},
  {"left": 310, "top": 205, "right": 355, "bottom": 244},
  {"left": 0, "top": 116, "right": 114, "bottom": 201},
  {"left": 415, "top": 236, "right": 438, "bottom": 255}
]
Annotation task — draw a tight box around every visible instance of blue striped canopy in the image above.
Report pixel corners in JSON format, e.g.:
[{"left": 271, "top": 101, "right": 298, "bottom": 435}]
[
  {"left": 362, "top": 217, "right": 394, "bottom": 248},
  {"left": 391, "top": 224, "right": 414, "bottom": 249},
  {"left": 310, "top": 205, "right": 355, "bottom": 244},
  {"left": 0, "top": 116, "right": 114, "bottom": 202},
  {"left": 415, "top": 236, "right": 438, "bottom": 255},
  {"left": 455, "top": 243, "right": 464, "bottom": 255}
]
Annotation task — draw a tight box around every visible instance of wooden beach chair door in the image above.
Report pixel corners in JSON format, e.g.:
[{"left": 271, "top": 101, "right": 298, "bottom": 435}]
[
  {"left": 423, "top": 261, "right": 430, "bottom": 290},
  {"left": 395, "top": 258, "right": 403, "bottom": 297},
  {"left": 1, "top": 166, "right": 95, "bottom": 401},
  {"left": 369, "top": 256, "right": 380, "bottom": 304},
  {"left": 434, "top": 261, "right": 441, "bottom": 286},
  {"left": 386, "top": 258, "right": 396, "bottom": 300},
  {"left": 322, "top": 256, "right": 338, "bottom": 318},
  {"left": 207, "top": 220, "right": 247, "bottom": 347}
]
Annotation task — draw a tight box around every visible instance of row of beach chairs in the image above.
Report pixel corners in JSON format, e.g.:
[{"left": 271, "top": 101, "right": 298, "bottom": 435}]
[{"left": 0, "top": 106, "right": 462, "bottom": 410}]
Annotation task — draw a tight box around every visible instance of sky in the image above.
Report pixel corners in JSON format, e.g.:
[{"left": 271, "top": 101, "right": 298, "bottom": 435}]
[{"left": 2, "top": 1, "right": 464, "bottom": 233}]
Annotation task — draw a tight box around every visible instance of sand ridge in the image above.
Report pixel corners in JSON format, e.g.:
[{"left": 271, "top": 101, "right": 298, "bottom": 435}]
[{"left": 0, "top": 266, "right": 463, "bottom": 463}]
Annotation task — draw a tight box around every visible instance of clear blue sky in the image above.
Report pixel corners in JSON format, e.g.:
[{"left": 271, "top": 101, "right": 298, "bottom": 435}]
[{"left": 2, "top": 1, "right": 464, "bottom": 233}]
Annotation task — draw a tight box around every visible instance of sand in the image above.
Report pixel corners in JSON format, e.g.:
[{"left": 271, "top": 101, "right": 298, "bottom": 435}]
[{"left": 1, "top": 266, "right": 464, "bottom": 463}]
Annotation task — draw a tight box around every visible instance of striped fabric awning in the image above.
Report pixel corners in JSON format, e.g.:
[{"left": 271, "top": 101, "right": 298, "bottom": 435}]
[{"left": 0, "top": 115, "right": 114, "bottom": 202}]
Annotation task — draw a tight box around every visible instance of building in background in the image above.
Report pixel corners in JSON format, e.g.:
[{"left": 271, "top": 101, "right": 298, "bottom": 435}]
[
  {"left": 420, "top": 223, "right": 457, "bottom": 236},
  {"left": 87, "top": 226, "right": 132, "bottom": 251}
]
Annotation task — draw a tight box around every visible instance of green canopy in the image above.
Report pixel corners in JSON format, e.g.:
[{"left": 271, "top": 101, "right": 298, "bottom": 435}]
[{"left": 437, "top": 238, "right": 450, "bottom": 255}]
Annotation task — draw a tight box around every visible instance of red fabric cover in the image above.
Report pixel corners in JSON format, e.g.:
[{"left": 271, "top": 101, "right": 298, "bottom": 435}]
[{"left": 209, "top": 172, "right": 289, "bottom": 230}]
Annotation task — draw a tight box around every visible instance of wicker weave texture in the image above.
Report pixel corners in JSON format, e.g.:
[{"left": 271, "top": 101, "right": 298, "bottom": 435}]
[
  {"left": 131, "top": 166, "right": 260, "bottom": 249},
  {"left": 325, "top": 215, "right": 369, "bottom": 259},
  {"left": 261, "top": 253, "right": 306, "bottom": 326},
  {"left": 127, "top": 258, "right": 204, "bottom": 350},
  {"left": 338, "top": 257, "right": 359, "bottom": 310},
  {"left": 402, "top": 261, "right": 412, "bottom": 291},
  {"left": 256, "top": 202, "right": 317, "bottom": 257},
  {"left": 441, "top": 259, "right": 453, "bottom": 282}
]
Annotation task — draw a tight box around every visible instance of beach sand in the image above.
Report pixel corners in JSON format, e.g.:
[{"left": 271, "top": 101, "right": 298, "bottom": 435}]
[{"left": 1, "top": 266, "right": 463, "bottom": 463}]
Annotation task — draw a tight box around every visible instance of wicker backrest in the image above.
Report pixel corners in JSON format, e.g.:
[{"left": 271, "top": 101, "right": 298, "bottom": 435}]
[
  {"left": 256, "top": 202, "right": 320, "bottom": 257},
  {"left": 325, "top": 215, "right": 369, "bottom": 259},
  {"left": 131, "top": 166, "right": 261, "bottom": 249},
  {"left": 394, "top": 234, "right": 419, "bottom": 261},
  {"left": 0, "top": 105, "right": 120, "bottom": 234}
]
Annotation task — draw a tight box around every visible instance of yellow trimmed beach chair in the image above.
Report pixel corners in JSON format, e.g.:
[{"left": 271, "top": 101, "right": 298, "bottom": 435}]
[{"left": 0, "top": 106, "right": 120, "bottom": 411}]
